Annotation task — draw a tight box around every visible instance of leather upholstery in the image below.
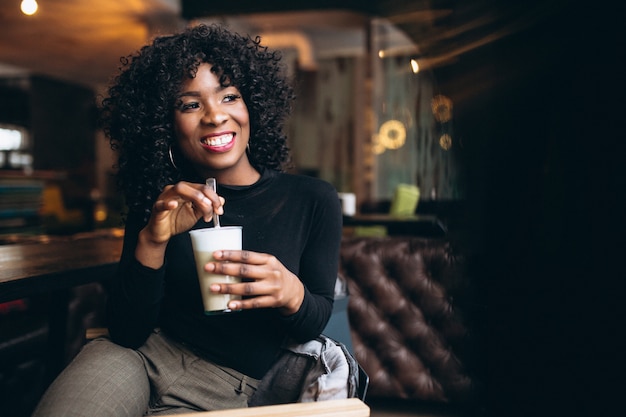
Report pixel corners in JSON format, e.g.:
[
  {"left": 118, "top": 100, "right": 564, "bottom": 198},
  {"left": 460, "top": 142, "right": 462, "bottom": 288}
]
[{"left": 340, "top": 236, "right": 474, "bottom": 402}]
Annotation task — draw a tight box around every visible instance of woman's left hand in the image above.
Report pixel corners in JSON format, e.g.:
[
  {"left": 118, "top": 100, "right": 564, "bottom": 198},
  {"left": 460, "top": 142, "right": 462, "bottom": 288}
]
[{"left": 205, "top": 250, "right": 305, "bottom": 315}]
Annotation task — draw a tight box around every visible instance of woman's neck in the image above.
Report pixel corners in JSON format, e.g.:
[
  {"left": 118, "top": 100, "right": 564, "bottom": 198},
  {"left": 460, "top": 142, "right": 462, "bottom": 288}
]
[{"left": 196, "top": 162, "right": 261, "bottom": 187}]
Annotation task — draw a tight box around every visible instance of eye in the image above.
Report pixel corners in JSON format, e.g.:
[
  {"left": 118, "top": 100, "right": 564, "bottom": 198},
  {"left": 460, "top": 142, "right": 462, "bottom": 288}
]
[
  {"left": 222, "top": 94, "right": 241, "bottom": 103},
  {"left": 177, "top": 100, "right": 200, "bottom": 112}
]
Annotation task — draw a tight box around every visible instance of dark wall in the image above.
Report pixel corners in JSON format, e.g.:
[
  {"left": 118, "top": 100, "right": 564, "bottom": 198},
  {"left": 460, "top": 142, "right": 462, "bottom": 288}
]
[
  {"left": 30, "top": 76, "right": 96, "bottom": 175},
  {"left": 0, "top": 83, "right": 30, "bottom": 127},
  {"left": 28, "top": 76, "right": 98, "bottom": 209},
  {"left": 434, "top": 2, "right": 624, "bottom": 416}
]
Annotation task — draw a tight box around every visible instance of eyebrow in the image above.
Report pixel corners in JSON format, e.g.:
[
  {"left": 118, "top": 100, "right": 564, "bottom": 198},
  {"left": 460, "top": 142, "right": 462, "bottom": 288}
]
[
  {"left": 177, "top": 84, "right": 236, "bottom": 99},
  {"left": 176, "top": 91, "right": 202, "bottom": 99}
]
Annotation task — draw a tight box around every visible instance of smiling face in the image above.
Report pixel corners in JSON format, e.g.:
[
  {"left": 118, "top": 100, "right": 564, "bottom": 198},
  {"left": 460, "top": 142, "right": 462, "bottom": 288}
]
[{"left": 174, "top": 63, "right": 258, "bottom": 184}]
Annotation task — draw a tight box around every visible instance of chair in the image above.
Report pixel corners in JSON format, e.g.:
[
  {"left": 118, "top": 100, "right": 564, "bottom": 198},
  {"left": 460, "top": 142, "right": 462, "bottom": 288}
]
[
  {"left": 322, "top": 276, "right": 353, "bottom": 353},
  {"left": 356, "top": 364, "right": 369, "bottom": 402},
  {"left": 321, "top": 274, "right": 369, "bottom": 401}
]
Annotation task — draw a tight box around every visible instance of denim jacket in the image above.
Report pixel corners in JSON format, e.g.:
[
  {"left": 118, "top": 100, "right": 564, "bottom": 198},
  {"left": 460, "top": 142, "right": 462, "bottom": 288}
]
[{"left": 248, "top": 335, "right": 358, "bottom": 406}]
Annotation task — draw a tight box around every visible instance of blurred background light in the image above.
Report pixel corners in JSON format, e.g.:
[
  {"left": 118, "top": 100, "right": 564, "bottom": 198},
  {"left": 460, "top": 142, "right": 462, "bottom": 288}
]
[{"left": 20, "top": 0, "right": 38, "bottom": 16}]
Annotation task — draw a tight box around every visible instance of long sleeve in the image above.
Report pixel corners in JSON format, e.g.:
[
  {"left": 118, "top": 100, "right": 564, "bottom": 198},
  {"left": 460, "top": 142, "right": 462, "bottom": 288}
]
[
  {"left": 277, "top": 181, "right": 343, "bottom": 342},
  {"left": 106, "top": 211, "right": 165, "bottom": 348}
]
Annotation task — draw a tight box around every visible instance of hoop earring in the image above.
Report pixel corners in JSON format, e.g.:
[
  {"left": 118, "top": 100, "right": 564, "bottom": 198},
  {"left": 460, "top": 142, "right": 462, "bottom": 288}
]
[{"left": 168, "top": 146, "right": 178, "bottom": 170}]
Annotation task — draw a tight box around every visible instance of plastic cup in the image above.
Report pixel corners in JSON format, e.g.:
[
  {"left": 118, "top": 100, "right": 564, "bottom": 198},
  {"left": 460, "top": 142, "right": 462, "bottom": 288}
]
[{"left": 189, "top": 226, "right": 242, "bottom": 315}]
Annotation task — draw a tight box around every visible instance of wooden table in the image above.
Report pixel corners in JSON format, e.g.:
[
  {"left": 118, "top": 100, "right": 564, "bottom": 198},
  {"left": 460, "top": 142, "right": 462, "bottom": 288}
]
[
  {"left": 176, "top": 398, "right": 370, "bottom": 417},
  {"left": 0, "top": 231, "right": 123, "bottom": 302},
  {"left": 0, "top": 229, "right": 124, "bottom": 382}
]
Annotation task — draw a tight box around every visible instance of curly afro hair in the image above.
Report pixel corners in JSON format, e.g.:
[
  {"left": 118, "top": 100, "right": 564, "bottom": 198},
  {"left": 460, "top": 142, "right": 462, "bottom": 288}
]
[{"left": 99, "top": 24, "right": 295, "bottom": 220}]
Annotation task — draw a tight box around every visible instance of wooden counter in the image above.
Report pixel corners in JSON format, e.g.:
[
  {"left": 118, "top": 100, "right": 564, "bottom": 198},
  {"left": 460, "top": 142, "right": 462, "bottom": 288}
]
[{"left": 342, "top": 214, "right": 447, "bottom": 237}]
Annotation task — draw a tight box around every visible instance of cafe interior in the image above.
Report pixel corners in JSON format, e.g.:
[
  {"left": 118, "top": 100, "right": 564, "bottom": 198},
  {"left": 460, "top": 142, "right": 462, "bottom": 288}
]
[{"left": 0, "top": 1, "right": 622, "bottom": 416}]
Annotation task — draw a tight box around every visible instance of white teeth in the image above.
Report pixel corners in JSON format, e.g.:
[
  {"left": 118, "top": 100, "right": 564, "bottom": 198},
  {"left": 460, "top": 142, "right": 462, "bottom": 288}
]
[{"left": 205, "top": 134, "right": 233, "bottom": 146}]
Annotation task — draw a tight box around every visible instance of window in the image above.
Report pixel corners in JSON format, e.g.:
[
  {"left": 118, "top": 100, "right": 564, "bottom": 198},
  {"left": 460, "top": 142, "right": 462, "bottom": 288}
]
[{"left": 0, "top": 124, "right": 32, "bottom": 170}]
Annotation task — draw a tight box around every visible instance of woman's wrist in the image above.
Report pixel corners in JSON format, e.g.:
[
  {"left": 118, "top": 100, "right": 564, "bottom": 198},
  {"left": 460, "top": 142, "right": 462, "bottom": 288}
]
[
  {"left": 135, "top": 228, "right": 168, "bottom": 269},
  {"left": 279, "top": 280, "right": 305, "bottom": 316}
]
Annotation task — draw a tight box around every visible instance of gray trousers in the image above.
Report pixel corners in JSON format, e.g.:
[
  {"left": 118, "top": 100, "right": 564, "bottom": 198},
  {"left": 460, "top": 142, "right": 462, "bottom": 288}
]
[{"left": 32, "top": 329, "right": 260, "bottom": 416}]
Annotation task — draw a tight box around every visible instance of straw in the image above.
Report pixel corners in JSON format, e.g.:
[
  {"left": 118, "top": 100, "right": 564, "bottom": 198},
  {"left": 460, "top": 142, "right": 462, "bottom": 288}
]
[{"left": 205, "top": 178, "right": 221, "bottom": 227}]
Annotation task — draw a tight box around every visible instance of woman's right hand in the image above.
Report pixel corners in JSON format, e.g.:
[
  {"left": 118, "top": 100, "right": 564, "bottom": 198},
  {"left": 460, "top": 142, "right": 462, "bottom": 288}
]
[{"left": 135, "top": 181, "right": 223, "bottom": 268}]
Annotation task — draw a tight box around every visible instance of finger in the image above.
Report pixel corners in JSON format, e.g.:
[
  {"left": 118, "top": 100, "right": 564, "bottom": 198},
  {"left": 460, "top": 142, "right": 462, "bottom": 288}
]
[
  {"left": 210, "top": 281, "right": 257, "bottom": 296},
  {"left": 153, "top": 198, "right": 180, "bottom": 213},
  {"left": 198, "top": 184, "right": 224, "bottom": 216},
  {"left": 206, "top": 261, "right": 261, "bottom": 280},
  {"left": 212, "top": 250, "right": 265, "bottom": 265},
  {"left": 174, "top": 182, "right": 213, "bottom": 209},
  {"left": 167, "top": 182, "right": 223, "bottom": 220},
  {"left": 227, "top": 296, "right": 276, "bottom": 311}
]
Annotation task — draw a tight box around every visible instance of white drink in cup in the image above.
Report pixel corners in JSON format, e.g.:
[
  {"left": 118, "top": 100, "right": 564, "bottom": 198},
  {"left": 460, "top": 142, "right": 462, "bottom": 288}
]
[{"left": 189, "top": 226, "right": 242, "bottom": 315}]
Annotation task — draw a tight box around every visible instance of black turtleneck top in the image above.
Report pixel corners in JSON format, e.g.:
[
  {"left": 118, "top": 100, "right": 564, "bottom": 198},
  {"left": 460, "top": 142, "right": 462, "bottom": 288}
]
[{"left": 106, "top": 169, "right": 342, "bottom": 379}]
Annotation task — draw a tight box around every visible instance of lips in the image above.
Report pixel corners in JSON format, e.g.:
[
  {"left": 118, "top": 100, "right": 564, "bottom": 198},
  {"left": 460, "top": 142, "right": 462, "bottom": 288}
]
[{"left": 201, "top": 133, "right": 235, "bottom": 152}]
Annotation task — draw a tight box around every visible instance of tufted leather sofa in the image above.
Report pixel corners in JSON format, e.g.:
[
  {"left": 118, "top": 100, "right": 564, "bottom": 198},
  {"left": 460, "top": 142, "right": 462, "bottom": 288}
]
[{"left": 339, "top": 236, "right": 476, "bottom": 403}]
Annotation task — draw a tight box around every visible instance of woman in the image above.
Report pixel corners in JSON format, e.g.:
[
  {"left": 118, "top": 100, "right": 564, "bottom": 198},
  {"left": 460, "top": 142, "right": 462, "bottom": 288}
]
[{"left": 33, "top": 24, "right": 342, "bottom": 416}]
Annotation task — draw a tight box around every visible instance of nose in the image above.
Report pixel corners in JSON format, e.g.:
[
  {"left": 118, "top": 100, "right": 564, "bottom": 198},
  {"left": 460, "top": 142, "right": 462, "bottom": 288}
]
[{"left": 201, "top": 105, "right": 228, "bottom": 126}]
